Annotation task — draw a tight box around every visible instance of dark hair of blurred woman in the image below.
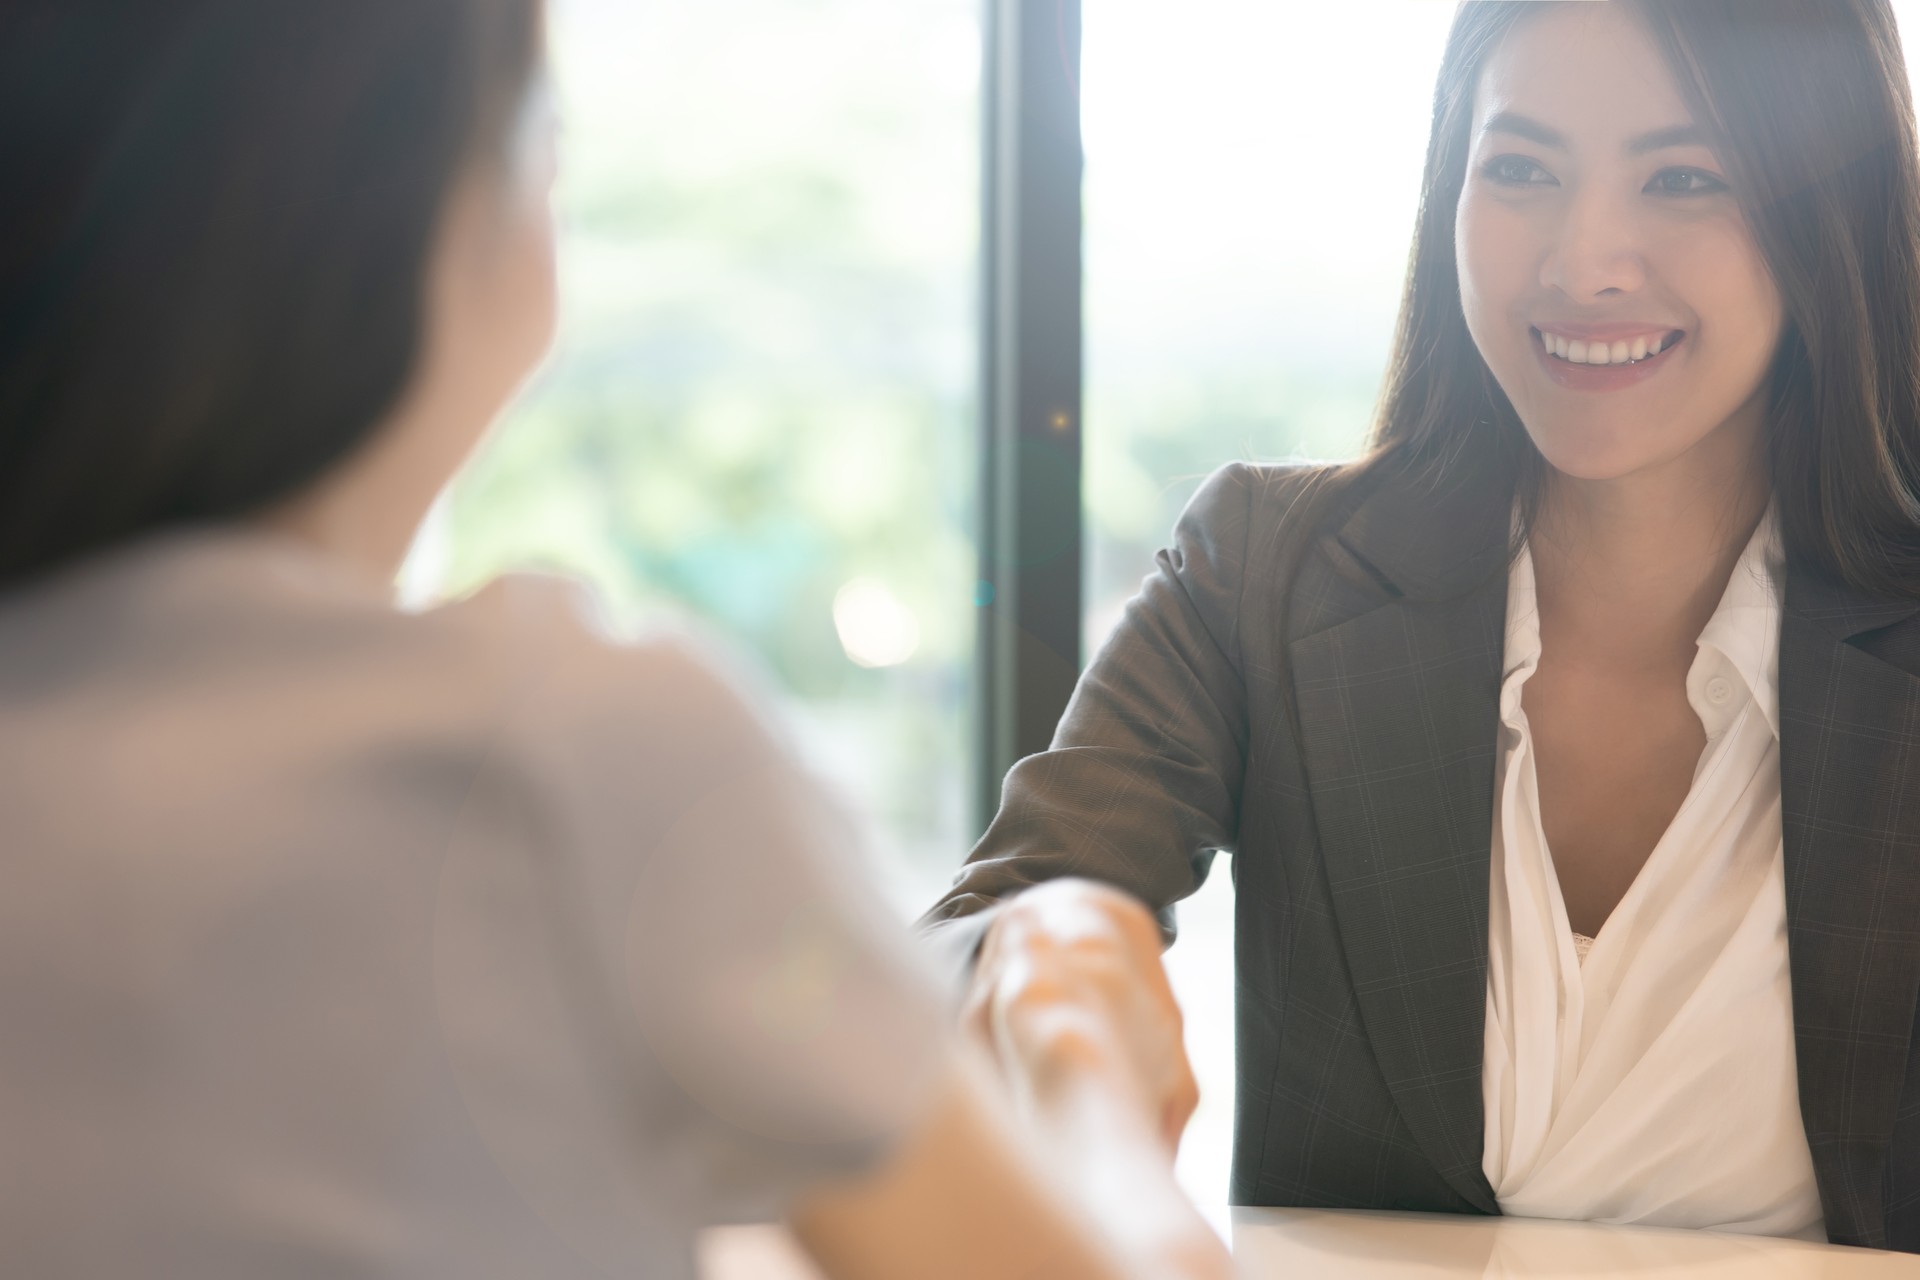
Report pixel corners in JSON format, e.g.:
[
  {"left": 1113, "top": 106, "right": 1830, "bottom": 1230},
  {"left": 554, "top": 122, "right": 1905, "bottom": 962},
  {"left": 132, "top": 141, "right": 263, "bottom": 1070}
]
[{"left": 0, "top": 0, "right": 544, "bottom": 588}]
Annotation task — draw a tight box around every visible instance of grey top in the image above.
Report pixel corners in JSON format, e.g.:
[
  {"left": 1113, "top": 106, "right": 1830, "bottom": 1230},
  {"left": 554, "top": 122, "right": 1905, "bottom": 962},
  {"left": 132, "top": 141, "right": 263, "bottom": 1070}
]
[{"left": 0, "top": 527, "right": 950, "bottom": 1279}]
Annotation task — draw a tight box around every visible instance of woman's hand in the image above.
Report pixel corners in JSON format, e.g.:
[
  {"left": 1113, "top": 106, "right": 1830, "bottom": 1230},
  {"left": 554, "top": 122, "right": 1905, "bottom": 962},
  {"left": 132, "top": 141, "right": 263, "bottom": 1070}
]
[{"left": 963, "top": 877, "right": 1201, "bottom": 1154}]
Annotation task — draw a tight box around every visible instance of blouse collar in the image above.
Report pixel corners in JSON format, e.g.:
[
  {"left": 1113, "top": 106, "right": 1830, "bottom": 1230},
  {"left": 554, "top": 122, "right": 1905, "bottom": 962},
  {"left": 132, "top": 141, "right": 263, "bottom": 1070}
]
[
  {"left": 1501, "top": 503, "right": 1785, "bottom": 741},
  {"left": 1696, "top": 504, "right": 1785, "bottom": 740}
]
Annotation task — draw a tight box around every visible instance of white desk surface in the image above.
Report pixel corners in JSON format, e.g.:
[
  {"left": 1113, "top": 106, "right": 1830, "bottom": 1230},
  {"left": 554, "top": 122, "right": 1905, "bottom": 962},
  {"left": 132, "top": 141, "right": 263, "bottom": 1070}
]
[
  {"left": 1231, "top": 1207, "right": 1920, "bottom": 1277},
  {"left": 703, "top": 1208, "right": 1920, "bottom": 1278}
]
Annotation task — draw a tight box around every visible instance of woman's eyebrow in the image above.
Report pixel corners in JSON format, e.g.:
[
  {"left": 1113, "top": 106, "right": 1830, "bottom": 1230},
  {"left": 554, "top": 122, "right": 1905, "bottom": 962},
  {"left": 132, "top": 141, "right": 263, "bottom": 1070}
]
[
  {"left": 1481, "top": 110, "right": 1714, "bottom": 156},
  {"left": 1625, "top": 122, "right": 1714, "bottom": 155},
  {"left": 1483, "top": 110, "right": 1567, "bottom": 149}
]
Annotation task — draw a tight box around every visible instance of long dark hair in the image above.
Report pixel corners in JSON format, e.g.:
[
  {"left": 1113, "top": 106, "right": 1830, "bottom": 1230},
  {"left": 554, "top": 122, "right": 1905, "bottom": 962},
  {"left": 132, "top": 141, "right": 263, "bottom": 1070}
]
[
  {"left": 0, "top": 0, "right": 545, "bottom": 589},
  {"left": 1290, "top": 0, "right": 1920, "bottom": 601}
]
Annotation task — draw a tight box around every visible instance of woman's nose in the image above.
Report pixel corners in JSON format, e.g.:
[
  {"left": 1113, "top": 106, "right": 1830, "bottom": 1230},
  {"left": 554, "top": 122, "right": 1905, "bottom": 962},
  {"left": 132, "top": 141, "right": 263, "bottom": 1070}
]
[{"left": 1538, "top": 192, "right": 1648, "bottom": 301}]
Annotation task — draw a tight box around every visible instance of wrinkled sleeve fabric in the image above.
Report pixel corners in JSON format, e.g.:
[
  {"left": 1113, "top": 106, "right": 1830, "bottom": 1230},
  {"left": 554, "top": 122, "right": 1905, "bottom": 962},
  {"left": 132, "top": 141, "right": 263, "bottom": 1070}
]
[{"left": 919, "top": 463, "right": 1262, "bottom": 957}]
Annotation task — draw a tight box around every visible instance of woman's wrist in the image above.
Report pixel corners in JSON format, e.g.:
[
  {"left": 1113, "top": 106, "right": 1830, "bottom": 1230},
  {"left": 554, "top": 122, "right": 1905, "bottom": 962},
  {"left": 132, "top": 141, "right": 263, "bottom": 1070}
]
[{"left": 1021, "top": 1073, "right": 1230, "bottom": 1280}]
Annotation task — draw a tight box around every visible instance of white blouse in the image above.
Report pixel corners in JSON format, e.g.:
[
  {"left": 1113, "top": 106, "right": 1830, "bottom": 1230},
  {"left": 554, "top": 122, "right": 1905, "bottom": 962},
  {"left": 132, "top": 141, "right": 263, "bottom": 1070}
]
[{"left": 1480, "top": 508, "right": 1826, "bottom": 1239}]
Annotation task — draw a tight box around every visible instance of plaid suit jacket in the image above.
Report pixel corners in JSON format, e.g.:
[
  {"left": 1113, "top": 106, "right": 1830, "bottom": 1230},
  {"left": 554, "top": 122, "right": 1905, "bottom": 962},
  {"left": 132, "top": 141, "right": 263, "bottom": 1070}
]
[{"left": 921, "top": 458, "right": 1920, "bottom": 1252}]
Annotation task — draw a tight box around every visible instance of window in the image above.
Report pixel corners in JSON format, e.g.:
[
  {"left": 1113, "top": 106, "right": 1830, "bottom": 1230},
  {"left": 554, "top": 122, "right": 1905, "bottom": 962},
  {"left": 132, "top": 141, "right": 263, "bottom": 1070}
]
[{"left": 414, "top": 0, "right": 982, "bottom": 911}]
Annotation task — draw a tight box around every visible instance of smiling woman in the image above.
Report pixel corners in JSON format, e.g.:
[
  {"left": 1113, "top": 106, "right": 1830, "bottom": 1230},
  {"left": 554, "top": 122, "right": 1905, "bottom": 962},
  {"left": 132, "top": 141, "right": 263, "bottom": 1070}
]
[
  {"left": 929, "top": 0, "right": 1920, "bottom": 1255},
  {"left": 1458, "top": 10, "right": 1785, "bottom": 504}
]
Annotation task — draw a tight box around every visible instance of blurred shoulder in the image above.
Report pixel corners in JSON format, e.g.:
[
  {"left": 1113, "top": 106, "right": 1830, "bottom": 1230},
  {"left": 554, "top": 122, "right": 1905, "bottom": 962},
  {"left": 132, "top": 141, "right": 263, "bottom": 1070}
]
[{"left": 448, "top": 570, "right": 796, "bottom": 770}]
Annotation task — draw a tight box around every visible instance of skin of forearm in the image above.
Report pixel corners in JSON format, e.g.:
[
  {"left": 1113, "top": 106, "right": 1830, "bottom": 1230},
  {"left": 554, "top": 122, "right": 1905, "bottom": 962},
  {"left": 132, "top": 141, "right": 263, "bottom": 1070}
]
[
  {"left": 790, "top": 1054, "right": 1149, "bottom": 1280},
  {"left": 1018, "top": 1055, "right": 1235, "bottom": 1280}
]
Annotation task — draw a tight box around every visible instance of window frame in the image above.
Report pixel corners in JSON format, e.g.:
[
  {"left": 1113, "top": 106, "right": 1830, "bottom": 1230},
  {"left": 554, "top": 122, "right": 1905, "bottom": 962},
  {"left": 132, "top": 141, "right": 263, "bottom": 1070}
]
[{"left": 974, "top": 0, "right": 1085, "bottom": 834}]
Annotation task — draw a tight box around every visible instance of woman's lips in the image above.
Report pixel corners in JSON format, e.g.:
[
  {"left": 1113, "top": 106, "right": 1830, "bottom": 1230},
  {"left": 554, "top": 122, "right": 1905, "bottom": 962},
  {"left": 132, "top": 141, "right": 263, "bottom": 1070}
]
[{"left": 1531, "top": 326, "right": 1686, "bottom": 392}]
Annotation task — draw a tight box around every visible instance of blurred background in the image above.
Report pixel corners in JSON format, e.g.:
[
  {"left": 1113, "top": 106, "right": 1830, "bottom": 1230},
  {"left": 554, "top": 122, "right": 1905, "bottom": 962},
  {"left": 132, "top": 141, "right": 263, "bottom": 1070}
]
[{"left": 403, "top": 0, "right": 1920, "bottom": 1229}]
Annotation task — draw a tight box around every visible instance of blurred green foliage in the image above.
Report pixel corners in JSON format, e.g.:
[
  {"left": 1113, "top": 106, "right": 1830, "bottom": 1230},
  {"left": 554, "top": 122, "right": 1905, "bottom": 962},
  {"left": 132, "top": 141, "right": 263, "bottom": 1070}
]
[
  {"left": 433, "top": 0, "right": 1386, "bottom": 880},
  {"left": 438, "top": 0, "right": 982, "bottom": 874}
]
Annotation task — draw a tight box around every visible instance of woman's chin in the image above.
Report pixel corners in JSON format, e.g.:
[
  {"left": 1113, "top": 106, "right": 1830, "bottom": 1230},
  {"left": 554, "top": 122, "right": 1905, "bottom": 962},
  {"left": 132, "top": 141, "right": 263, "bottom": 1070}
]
[{"left": 1523, "top": 426, "right": 1669, "bottom": 484}]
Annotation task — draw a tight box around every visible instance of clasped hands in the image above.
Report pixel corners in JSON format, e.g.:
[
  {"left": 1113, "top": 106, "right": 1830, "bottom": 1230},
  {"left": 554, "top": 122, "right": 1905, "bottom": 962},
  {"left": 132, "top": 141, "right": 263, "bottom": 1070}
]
[{"left": 962, "top": 877, "right": 1201, "bottom": 1155}]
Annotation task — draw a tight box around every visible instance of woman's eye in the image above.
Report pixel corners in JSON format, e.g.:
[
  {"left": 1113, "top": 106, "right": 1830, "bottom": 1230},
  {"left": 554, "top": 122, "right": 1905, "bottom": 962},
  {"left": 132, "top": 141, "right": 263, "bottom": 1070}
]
[
  {"left": 1483, "top": 155, "right": 1554, "bottom": 187},
  {"left": 1647, "top": 167, "right": 1729, "bottom": 196}
]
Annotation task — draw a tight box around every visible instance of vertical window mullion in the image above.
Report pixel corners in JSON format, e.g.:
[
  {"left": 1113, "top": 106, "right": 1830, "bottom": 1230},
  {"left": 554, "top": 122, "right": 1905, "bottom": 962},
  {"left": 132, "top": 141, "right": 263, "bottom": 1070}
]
[{"left": 975, "top": 0, "right": 1085, "bottom": 834}]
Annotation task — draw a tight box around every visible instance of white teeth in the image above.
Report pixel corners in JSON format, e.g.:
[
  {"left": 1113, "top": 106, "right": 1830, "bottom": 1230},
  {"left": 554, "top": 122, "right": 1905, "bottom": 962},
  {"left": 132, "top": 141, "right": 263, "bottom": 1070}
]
[{"left": 1540, "top": 329, "right": 1676, "bottom": 365}]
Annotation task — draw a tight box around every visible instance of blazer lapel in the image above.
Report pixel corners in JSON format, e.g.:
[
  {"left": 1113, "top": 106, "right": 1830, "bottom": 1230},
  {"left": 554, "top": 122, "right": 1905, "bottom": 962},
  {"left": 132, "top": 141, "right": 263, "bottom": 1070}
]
[
  {"left": 1779, "top": 569, "right": 1920, "bottom": 1249},
  {"left": 1287, "top": 460, "right": 1512, "bottom": 1213}
]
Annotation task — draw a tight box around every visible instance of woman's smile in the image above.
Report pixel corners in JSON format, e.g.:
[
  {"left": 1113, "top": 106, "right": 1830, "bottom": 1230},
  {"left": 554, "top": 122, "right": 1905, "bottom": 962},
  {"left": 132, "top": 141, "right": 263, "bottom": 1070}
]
[{"left": 1530, "top": 323, "right": 1688, "bottom": 391}]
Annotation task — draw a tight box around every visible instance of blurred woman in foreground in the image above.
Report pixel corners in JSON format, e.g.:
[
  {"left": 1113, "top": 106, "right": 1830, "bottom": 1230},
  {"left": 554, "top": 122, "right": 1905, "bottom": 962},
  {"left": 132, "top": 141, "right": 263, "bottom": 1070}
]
[{"left": 0, "top": 2, "right": 1229, "bottom": 1276}]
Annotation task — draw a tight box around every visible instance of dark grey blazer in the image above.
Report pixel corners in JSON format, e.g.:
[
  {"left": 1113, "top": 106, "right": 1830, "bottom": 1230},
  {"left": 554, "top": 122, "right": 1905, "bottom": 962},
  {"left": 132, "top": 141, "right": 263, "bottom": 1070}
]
[{"left": 922, "top": 459, "right": 1920, "bottom": 1252}]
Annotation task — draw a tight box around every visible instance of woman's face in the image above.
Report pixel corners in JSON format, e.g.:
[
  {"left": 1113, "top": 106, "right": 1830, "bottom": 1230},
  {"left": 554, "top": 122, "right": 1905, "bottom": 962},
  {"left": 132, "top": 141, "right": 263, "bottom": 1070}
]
[{"left": 1455, "top": 4, "right": 1784, "bottom": 485}]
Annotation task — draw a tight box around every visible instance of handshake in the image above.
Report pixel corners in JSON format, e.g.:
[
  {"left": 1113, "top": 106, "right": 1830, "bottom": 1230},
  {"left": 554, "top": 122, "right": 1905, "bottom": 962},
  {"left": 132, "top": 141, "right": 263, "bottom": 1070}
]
[
  {"left": 962, "top": 877, "right": 1202, "bottom": 1158},
  {"left": 942, "top": 878, "right": 1229, "bottom": 1279}
]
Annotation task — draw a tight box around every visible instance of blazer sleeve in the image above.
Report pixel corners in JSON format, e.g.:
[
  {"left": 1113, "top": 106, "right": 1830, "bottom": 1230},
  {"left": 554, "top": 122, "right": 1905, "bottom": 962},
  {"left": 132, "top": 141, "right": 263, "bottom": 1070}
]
[{"left": 919, "top": 462, "right": 1269, "bottom": 960}]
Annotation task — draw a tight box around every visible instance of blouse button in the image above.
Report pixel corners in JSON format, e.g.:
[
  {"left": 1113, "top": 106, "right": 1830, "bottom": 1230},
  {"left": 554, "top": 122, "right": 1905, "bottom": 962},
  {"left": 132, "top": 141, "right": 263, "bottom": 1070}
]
[{"left": 1706, "top": 676, "right": 1734, "bottom": 705}]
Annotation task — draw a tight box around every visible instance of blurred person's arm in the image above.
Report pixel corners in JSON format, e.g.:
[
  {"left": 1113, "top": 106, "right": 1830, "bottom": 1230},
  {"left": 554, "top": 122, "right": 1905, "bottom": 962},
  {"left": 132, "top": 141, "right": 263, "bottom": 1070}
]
[
  {"left": 791, "top": 885, "right": 1232, "bottom": 1280},
  {"left": 790, "top": 1055, "right": 1230, "bottom": 1280}
]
